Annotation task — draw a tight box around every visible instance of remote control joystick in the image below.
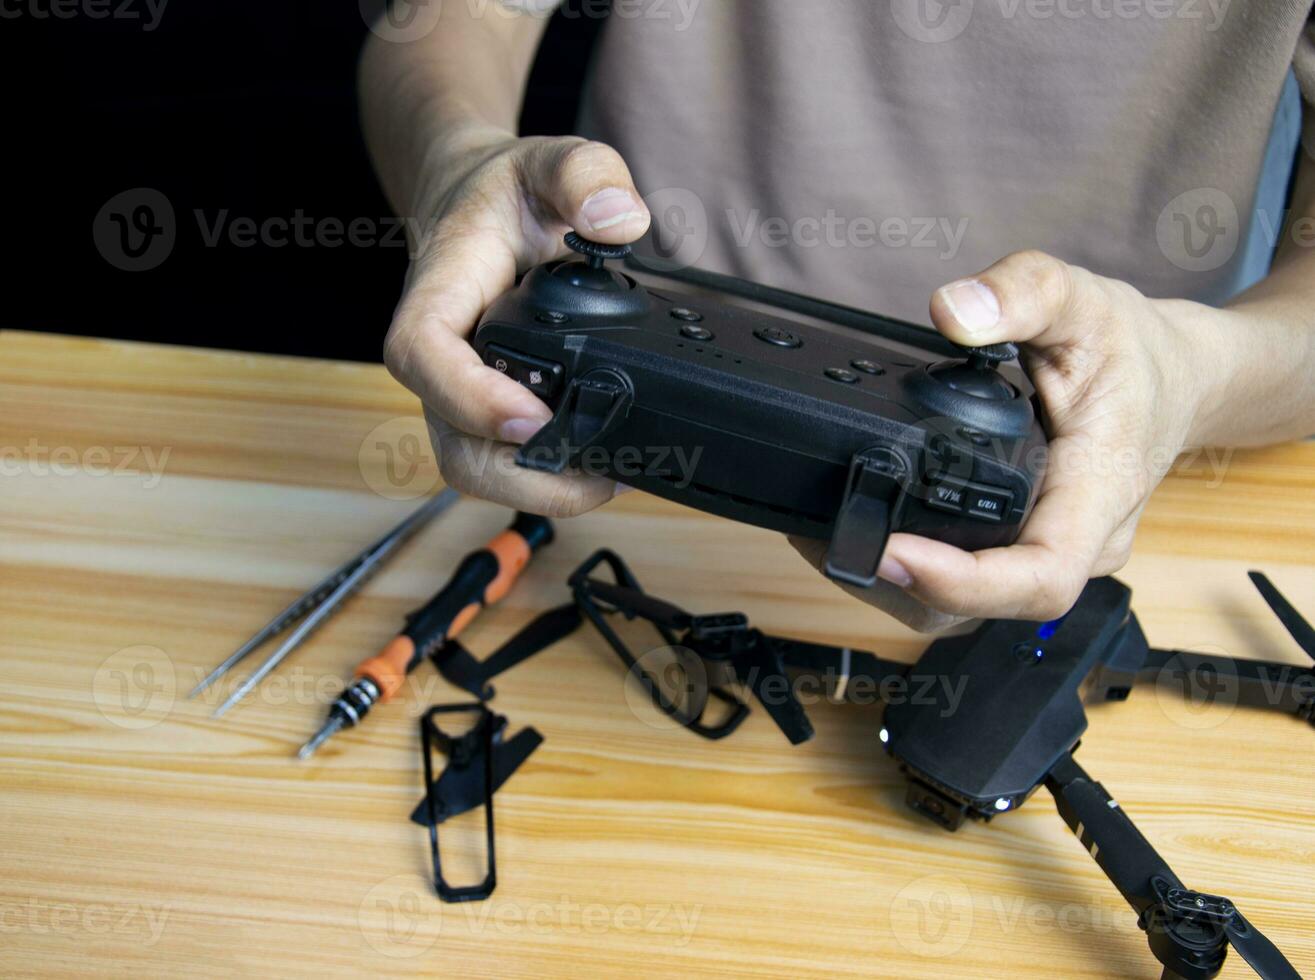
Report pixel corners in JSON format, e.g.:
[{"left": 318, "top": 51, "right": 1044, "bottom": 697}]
[
  {"left": 552, "top": 232, "right": 634, "bottom": 292},
  {"left": 903, "top": 340, "right": 1034, "bottom": 437},
  {"left": 522, "top": 232, "right": 650, "bottom": 318},
  {"left": 927, "top": 342, "right": 1020, "bottom": 402},
  {"left": 564, "top": 231, "right": 632, "bottom": 263}
]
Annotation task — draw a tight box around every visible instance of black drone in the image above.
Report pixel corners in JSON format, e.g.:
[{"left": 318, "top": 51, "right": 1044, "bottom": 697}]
[{"left": 425, "top": 553, "right": 1313, "bottom": 979}]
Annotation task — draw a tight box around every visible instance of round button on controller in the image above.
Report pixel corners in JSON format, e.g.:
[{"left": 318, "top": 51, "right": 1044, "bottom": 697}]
[
  {"left": 851, "top": 359, "right": 885, "bottom": 375},
  {"left": 670, "top": 308, "right": 703, "bottom": 322},
  {"left": 754, "top": 326, "right": 802, "bottom": 349},
  {"left": 680, "top": 324, "right": 714, "bottom": 341},
  {"left": 825, "top": 367, "right": 859, "bottom": 384}
]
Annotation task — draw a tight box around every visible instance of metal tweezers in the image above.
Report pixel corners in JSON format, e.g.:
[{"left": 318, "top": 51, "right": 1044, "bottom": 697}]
[{"left": 190, "top": 488, "right": 460, "bottom": 716}]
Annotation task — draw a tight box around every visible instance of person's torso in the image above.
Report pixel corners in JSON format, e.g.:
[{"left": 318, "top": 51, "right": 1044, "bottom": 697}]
[{"left": 579, "top": 0, "right": 1308, "bottom": 323}]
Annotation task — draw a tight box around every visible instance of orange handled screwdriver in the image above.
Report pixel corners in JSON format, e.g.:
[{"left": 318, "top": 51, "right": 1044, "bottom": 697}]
[{"left": 297, "top": 512, "right": 554, "bottom": 759}]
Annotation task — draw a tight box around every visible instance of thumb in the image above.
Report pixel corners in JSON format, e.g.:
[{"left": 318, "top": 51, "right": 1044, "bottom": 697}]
[
  {"left": 929, "top": 249, "right": 1101, "bottom": 350},
  {"left": 519, "top": 137, "right": 651, "bottom": 243}
]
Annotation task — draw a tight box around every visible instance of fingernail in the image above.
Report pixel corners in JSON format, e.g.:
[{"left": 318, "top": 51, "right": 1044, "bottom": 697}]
[
  {"left": 613, "top": 482, "right": 634, "bottom": 497},
  {"left": 877, "top": 555, "right": 913, "bottom": 589},
  {"left": 938, "top": 279, "right": 1001, "bottom": 335},
  {"left": 581, "top": 188, "right": 645, "bottom": 232},
  {"left": 499, "top": 417, "right": 545, "bottom": 444}
]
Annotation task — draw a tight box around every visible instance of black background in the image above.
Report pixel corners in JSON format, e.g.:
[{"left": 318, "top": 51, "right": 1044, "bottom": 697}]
[{"left": 3, "top": 1, "right": 604, "bottom": 361}]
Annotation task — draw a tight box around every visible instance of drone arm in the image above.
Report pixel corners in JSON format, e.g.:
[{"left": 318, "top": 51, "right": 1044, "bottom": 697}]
[
  {"left": 771, "top": 638, "right": 910, "bottom": 701},
  {"left": 1138, "top": 649, "right": 1315, "bottom": 720},
  {"left": 1045, "top": 753, "right": 1181, "bottom": 915},
  {"left": 1044, "top": 754, "right": 1300, "bottom": 980},
  {"left": 716, "top": 635, "right": 910, "bottom": 745}
]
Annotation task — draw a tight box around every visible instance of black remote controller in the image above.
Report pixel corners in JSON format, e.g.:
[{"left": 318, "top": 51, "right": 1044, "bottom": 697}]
[{"left": 474, "top": 233, "right": 1047, "bottom": 587}]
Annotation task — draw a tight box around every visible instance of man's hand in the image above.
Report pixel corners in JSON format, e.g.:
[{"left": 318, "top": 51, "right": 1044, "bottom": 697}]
[
  {"left": 384, "top": 131, "right": 650, "bottom": 516},
  {"left": 796, "top": 249, "right": 1222, "bottom": 628}
]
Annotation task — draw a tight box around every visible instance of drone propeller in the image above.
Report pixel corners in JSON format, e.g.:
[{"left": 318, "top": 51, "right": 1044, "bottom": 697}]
[
  {"left": 1249, "top": 571, "right": 1315, "bottom": 663},
  {"left": 1198, "top": 894, "right": 1299, "bottom": 980},
  {"left": 1046, "top": 754, "right": 1301, "bottom": 980}
]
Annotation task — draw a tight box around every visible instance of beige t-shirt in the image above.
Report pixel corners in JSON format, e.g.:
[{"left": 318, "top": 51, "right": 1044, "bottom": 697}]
[{"left": 577, "top": 0, "right": 1314, "bottom": 325}]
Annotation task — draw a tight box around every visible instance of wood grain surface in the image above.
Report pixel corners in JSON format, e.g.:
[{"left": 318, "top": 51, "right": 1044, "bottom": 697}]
[{"left": 1, "top": 329, "right": 1312, "bottom": 978}]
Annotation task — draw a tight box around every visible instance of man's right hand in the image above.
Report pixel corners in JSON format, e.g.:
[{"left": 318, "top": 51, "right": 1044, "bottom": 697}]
[{"left": 384, "top": 131, "right": 650, "bottom": 516}]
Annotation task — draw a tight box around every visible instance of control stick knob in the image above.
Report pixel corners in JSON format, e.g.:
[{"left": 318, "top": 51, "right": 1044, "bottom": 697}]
[
  {"left": 564, "top": 231, "right": 632, "bottom": 265},
  {"left": 902, "top": 340, "right": 1033, "bottom": 436},
  {"left": 550, "top": 232, "right": 634, "bottom": 293},
  {"left": 957, "top": 342, "right": 1019, "bottom": 369},
  {"left": 522, "top": 232, "right": 649, "bottom": 318},
  {"left": 925, "top": 342, "right": 1021, "bottom": 402}
]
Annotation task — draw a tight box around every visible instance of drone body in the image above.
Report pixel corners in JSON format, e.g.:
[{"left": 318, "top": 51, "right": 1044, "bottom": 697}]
[
  {"left": 431, "top": 554, "right": 1313, "bottom": 979},
  {"left": 882, "top": 576, "right": 1136, "bottom": 828}
]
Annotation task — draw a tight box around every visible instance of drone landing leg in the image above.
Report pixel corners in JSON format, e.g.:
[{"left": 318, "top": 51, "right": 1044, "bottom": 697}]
[{"left": 1043, "top": 753, "right": 1300, "bottom": 980}]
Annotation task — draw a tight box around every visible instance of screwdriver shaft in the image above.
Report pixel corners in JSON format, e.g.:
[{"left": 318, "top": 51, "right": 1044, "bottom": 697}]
[{"left": 211, "top": 490, "right": 459, "bottom": 717}]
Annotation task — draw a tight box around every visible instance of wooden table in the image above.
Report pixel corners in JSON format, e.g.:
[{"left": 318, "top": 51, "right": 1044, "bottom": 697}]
[{"left": 2, "top": 329, "right": 1312, "bottom": 978}]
